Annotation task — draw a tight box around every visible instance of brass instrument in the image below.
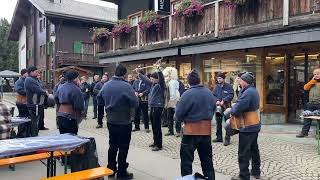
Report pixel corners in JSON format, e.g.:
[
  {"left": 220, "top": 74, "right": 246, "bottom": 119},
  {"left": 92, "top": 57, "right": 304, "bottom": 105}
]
[{"left": 133, "top": 58, "right": 163, "bottom": 72}]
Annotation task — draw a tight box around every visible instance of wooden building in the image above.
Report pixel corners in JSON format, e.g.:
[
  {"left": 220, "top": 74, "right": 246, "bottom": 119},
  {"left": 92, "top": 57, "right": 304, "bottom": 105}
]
[
  {"left": 98, "top": 0, "right": 320, "bottom": 124},
  {"left": 8, "top": 0, "right": 117, "bottom": 87}
]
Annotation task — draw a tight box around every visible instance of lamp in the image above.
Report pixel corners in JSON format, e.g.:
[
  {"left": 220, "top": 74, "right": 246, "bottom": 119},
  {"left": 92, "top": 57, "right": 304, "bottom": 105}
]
[{"left": 50, "top": 32, "right": 56, "bottom": 43}]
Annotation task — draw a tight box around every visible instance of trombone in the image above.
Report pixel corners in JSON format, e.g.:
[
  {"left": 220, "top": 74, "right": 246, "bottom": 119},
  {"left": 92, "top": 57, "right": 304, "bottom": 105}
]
[{"left": 133, "top": 57, "right": 163, "bottom": 72}]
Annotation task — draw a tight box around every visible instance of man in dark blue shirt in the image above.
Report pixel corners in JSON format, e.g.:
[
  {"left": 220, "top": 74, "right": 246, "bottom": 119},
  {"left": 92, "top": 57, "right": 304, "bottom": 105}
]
[
  {"left": 132, "top": 70, "right": 150, "bottom": 132},
  {"left": 94, "top": 74, "right": 108, "bottom": 128},
  {"left": 15, "top": 69, "right": 30, "bottom": 137},
  {"left": 91, "top": 75, "right": 100, "bottom": 119},
  {"left": 24, "top": 66, "right": 47, "bottom": 137},
  {"left": 176, "top": 70, "right": 217, "bottom": 180},
  {"left": 101, "top": 64, "right": 138, "bottom": 179},
  {"left": 55, "top": 70, "right": 85, "bottom": 135},
  {"left": 212, "top": 72, "right": 234, "bottom": 145},
  {"left": 230, "top": 72, "right": 261, "bottom": 180},
  {"left": 80, "top": 76, "right": 90, "bottom": 119}
]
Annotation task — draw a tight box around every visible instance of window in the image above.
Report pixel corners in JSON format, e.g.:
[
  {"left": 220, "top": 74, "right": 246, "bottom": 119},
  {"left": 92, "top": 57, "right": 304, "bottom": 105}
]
[
  {"left": 40, "top": 20, "right": 43, "bottom": 32},
  {"left": 264, "top": 53, "right": 285, "bottom": 105},
  {"left": 130, "top": 15, "right": 141, "bottom": 26},
  {"left": 73, "top": 41, "right": 82, "bottom": 54}
]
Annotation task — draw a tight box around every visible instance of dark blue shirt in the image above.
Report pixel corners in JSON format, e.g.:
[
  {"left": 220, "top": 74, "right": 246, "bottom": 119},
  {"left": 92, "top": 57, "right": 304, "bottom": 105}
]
[
  {"left": 101, "top": 76, "right": 139, "bottom": 125},
  {"left": 231, "top": 85, "right": 260, "bottom": 132},
  {"left": 24, "top": 76, "right": 46, "bottom": 107},
  {"left": 15, "top": 77, "right": 26, "bottom": 96},
  {"left": 54, "top": 81, "right": 85, "bottom": 120},
  {"left": 139, "top": 71, "right": 165, "bottom": 107},
  {"left": 132, "top": 79, "right": 150, "bottom": 95},
  {"left": 94, "top": 81, "right": 105, "bottom": 106},
  {"left": 175, "top": 85, "right": 217, "bottom": 123},
  {"left": 212, "top": 82, "right": 234, "bottom": 103}
]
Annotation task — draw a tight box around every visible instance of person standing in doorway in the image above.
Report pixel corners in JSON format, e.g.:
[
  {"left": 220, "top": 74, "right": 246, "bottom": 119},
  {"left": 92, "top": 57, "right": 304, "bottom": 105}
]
[
  {"left": 94, "top": 74, "right": 109, "bottom": 128},
  {"left": 55, "top": 70, "right": 85, "bottom": 135},
  {"left": 212, "top": 72, "right": 234, "bottom": 146},
  {"left": 296, "top": 68, "right": 320, "bottom": 138},
  {"left": 91, "top": 75, "right": 100, "bottom": 119},
  {"left": 80, "top": 76, "right": 90, "bottom": 119},
  {"left": 101, "top": 64, "right": 138, "bottom": 179},
  {"left": 132, "top": 70, "right": 151, "bottom": 132},
  {"left": 24, "top": 66, "right": 47, "bottom": 137},
  {"left": 138, "top": 62, "right": 165, "bottom": 151},
  {"left": 176, "top": 70, "right": 217, "bottom": 180},
  {"left": 230, "top": 72, "right": 261, "bottom": 180}
]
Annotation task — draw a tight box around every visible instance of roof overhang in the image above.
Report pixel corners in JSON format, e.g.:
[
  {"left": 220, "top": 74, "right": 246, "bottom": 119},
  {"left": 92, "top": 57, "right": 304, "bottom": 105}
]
[
  {"left": 45, "top": 12, "right": 116, "bottom": 25},
  {"left": 99, "top": 48, "right": 179, "bottom": 64},
  {"left": 181, "top": 27, "right": 320, "bottom": 55},
  {"left": 8, "top": 0, "right": 30, "bottom": 41}
]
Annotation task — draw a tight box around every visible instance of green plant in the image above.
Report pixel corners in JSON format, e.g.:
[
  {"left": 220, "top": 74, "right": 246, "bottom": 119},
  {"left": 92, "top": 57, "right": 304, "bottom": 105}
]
[{"left": 138, "top": 11, "right": 162, "bottom": 31}]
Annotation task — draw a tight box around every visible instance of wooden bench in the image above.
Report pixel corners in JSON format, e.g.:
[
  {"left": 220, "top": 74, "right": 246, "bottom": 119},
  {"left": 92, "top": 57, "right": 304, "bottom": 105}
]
[
  {"left": 0, "top": 151, "right": 68, "bottom": 170},
  {"left": 40, "top": 167, "right": 114, "bottom": 180},
  {"left": 304, "top": 116, "right": 320, "bottom": 155}
]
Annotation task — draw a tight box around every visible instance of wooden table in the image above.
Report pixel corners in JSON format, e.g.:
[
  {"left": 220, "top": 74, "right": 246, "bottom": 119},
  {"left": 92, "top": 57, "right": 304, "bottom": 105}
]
[{"left": 304, "top": 116, "right": 320, "bottom": 155}]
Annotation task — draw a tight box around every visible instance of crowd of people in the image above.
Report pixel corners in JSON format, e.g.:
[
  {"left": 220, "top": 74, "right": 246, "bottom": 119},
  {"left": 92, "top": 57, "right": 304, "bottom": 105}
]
[{"left": 10, "top": 64, "right": 320, "bottom": 180}]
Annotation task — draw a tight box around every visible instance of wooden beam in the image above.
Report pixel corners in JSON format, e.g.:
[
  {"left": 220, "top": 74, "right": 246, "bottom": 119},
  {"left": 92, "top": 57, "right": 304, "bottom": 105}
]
[
  {"left": 169, "top": 15, "right": 172, "bottom": 45},
  {"left": 112, "top": 38, "right": 115, "bottom": 52},
  {"left": 137, "top": 26, "right": 140, "bottom": 50},
  {"left": 283, "top": 0, "right": 289, "bottom": 26},
  {"left": 214, "top": 1, "right": 219, "bottom": 37}
]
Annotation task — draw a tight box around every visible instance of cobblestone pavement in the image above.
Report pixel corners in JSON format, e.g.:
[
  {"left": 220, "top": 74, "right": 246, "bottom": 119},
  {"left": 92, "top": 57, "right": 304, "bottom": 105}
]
[{"left": 3, "top": 93, "right": 320, "bottom": 180}]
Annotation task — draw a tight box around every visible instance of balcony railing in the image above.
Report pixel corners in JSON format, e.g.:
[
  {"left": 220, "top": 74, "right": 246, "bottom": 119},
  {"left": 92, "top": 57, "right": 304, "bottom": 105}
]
[
  {"left": 56, "top": 52, "right": 101, "bottom": 66},
  {"left": 97, "top": 0, "right": 320, "bottom": 54}
]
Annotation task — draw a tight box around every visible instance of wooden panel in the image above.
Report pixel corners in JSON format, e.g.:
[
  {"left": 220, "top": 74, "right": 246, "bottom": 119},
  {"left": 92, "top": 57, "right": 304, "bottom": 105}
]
[{"left": 289, "top": 0, "right": 317, "bottom": 16}]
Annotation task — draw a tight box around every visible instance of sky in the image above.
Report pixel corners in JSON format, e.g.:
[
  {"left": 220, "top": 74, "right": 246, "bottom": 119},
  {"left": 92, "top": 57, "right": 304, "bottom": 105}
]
[{"left": 0, "top": 0, "right": 117, "bottom": 23}]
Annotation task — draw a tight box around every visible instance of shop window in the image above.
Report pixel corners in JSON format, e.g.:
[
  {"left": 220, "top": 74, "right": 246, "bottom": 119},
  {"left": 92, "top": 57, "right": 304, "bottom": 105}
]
[
  {"left": 264, "top": 54, "right": 285, "bottom": 105},
  {"left": 179, "top": 63, "right": 192, "bottom": 86},
  {"left": 203, "top": 51, "right": 261, "bottom": 95},
  {"left": 130, "top": 15, "right": 141, "bottom": 27}
]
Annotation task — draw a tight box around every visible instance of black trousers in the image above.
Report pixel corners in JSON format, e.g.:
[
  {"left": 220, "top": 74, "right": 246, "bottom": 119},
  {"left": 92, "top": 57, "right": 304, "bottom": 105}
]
[
  {"left": 38, "top": 105, "right": 45, "bottom": 129},
  {"left": 16, "top": 103, "right": 31, "bottom": 138},
  {"left": 238, "top": 132, "right": 261, "bottom": 180},
  {"left": 93, "top": 96, "right": 98, "bottom": 118},
  {"left": 107, "top": 123, "right": 132, "bottom": 175},
  {"left": 301, "top": 103, "right": 320, "bottom": 134},
  {"left": 134, "top": 101, "right": 149, "bottom": 130},
  {"left": 57, "top": 116, "right": 78, "bottom": 135},
  {"left": 167, "top": 108, "right": 181, "bottom": 134},
  {"left": 180, "top": 135, "right": 215, "bottom": 180},
  {"left": 28, "top": 106, "right": 40, "bottom": 137},
  {"left": 97, "top": 105, "right": 105, "bottom": 126},
  {"left": 150, "top": 107, "right": 163, "bottom": 148},
  {"left": 215, "top": 114, "right": 224, "bottom": 140},
  {"left": 162, "top": 108, "right": 168, "bottom": 126}
]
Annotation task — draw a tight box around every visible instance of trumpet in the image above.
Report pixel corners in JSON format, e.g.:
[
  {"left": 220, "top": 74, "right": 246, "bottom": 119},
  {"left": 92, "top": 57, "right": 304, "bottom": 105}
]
[{"left": 133, "top": 58, "right": 163, "bottom": 72}]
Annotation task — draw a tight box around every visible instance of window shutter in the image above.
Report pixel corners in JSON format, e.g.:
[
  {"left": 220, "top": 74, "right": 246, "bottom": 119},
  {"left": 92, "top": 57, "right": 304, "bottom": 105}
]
[{"left": 73, "top": 41, "right": 82, "bottom": 54}]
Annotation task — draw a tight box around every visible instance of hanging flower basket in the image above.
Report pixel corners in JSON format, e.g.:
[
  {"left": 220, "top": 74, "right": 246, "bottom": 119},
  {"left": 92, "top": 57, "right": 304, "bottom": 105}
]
[
  {"left": 111, "top": 20, "right": 132, "bottom": 38},
  {"left": 91, "top": 27, "right": 111, "bottom": 43},
  {"left": 138, "top": 11, "right": 162, "bottom": 32},
  {"left": 173, "top": 0, "right": 204, "bottom": 18}
]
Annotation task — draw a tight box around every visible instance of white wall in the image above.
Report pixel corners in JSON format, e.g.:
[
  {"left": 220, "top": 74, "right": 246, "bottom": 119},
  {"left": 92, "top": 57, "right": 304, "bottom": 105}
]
[{"left": 19, "top": 26, "right": 27, "bottom": 72}]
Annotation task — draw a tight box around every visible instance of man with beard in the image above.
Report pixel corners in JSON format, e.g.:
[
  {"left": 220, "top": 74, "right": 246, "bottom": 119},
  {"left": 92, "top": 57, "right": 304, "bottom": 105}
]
[
  {"left": 24, "top": 66, "right": 47, "bottom": 137},
  {"left": 55, "top": 70, "right": 85, "bottom": 134},
  {"left": 101, "top": 64, "right": 138, "bottom": 179},
  {"left": 296, "top": 68, "right": 320, "bottom": 138},
  {"left": 94, "top": 74, "right": 109, "bottom": 128},
  {"left": 212, "top": 72, "right": 234, "bottom": 146},
  {"left": 230, "top": 72, "right": 261, "bottom": 180}
]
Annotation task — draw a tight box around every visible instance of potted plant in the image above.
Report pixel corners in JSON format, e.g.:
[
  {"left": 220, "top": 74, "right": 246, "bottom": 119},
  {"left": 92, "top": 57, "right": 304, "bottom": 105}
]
[
  {"left": 91, "top": 27, "right": 111, "bottom": 43},
  {"left": 111, "top": 20, "right": 132, "bottom": 38},
  {"left": 173, "top": 0, "right": 204, "bottom": 18},
  {"left": 138, "top": 11, "right": 162, "bottom": 32}
]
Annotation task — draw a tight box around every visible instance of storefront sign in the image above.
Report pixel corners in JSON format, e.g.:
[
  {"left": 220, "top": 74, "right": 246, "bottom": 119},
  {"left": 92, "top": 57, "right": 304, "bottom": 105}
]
[{"left": 154, "top": 0, "right": 170, "bottom": 13}]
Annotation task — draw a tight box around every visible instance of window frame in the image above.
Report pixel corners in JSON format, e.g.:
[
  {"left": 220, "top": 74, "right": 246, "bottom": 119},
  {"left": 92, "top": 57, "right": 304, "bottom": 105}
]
[{"left": 128, "top": 11, "right": 143, "bottom": 27}]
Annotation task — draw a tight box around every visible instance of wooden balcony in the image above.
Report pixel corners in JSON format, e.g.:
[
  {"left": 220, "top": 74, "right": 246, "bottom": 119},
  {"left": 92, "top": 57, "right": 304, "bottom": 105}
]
[
  {"left": 56, "top": 52, "right": 102, "bottom": 67},
  {"left": 97, "top": 0, "right": 320, "bottom": 56}
]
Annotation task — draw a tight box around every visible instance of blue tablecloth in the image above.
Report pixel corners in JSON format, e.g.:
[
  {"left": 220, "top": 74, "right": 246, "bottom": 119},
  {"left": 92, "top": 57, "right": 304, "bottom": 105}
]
[{"left": 0, "top": 134, "right": 89, "bottom": 158}]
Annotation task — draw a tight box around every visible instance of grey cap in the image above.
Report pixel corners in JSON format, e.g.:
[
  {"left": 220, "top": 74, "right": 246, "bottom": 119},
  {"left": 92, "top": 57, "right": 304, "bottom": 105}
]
[{"left": 240, "top": 72, "right": 255, "bottom": 84}]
